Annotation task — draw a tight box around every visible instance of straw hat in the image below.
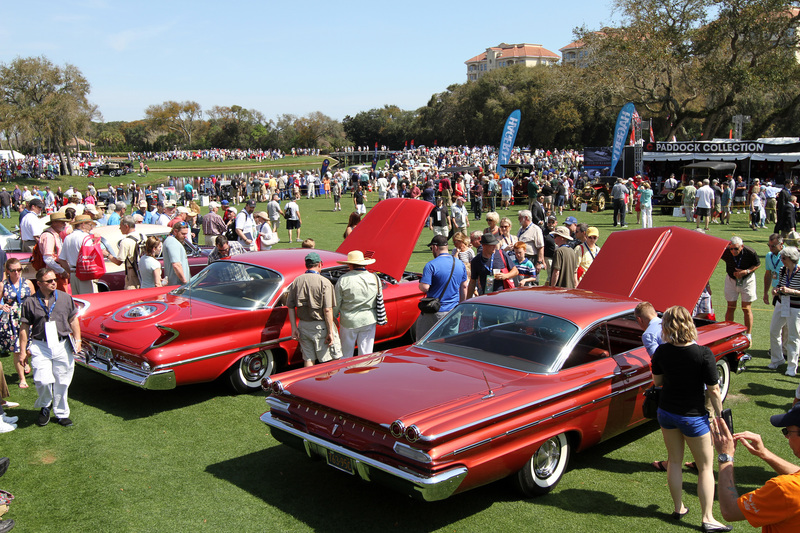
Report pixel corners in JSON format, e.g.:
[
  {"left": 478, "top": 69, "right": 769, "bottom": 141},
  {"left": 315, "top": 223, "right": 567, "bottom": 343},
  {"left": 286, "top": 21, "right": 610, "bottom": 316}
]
[
  {"left": 46, "top": 212, "right": 68, "bottom": 226},
  {"left": 337, "top": 250, "right": 376, "bottom": 266},
  {"left": 550, "top": 226, "right": 573, "bottom": 240},
  {"left": 70, "top": 214, "right": 97, "bottom": 226}
]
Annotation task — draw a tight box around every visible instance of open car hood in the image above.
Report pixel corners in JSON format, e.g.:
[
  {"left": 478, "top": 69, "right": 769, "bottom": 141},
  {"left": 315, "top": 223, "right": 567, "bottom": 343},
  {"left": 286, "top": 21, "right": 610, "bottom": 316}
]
[
  {"left": 578, "top": 226, "right": 727, "bottom": 312},
  {"left": 336, "top": 198, "right": 433, "bottom": 280}
]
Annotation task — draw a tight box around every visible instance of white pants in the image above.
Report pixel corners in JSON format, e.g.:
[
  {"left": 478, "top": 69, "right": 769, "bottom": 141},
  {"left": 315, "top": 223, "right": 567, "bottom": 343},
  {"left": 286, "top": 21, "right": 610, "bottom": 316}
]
[
  {"left": 355, "top": 204, "right": 366, "bottom": 215},
  {"left": 30, "top": 339, "right": 74, "bottom": 418},
  {"left": 339, "top": 323, "right": 376, "bottom": 358},
  {"left": 640, "top": 206, "right": 652, "bottom": 228},
  {"left": 771, "top": 306, "right": 800, "bottom": 372}
]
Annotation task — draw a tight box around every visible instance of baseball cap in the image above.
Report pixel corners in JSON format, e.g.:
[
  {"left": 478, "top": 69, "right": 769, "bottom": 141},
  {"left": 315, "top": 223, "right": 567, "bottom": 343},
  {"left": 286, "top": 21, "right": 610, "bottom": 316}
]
[
  {"left": 305, "top": 252, "right": 322, "bottom": 264},
  {"left": 565, "top": 216, "right": 578, "bottom": 225},
  {"left": 427, "top": 235, "right": 448, "bottom": 247},
  {"left": 246, "top": 200, "right": 256, "bottom": 207},
  {"left": 209, "top": 201, "right": 220, "bottom": 209},
  {"left": 221, "top": 200, "right": 229, "bottom": 205},
  {"left": 770, "top": 404, "right": 800, "bottom": 428}
]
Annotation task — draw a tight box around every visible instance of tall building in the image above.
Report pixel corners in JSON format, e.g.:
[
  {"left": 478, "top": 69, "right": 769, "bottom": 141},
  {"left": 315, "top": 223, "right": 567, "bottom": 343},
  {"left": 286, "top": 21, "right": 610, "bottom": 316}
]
[{"left": 465, "top": 43, "right": 560, "bottom": 81}]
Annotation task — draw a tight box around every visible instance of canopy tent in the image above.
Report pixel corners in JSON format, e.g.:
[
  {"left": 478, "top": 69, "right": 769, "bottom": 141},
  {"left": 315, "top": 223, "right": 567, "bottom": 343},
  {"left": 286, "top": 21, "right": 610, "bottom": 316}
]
[
  {"left": 0, "top": 150, "right": 24, "bottom": 161},
  {"left": 682, "top": 162, "right": 738, "bottom": 171}
]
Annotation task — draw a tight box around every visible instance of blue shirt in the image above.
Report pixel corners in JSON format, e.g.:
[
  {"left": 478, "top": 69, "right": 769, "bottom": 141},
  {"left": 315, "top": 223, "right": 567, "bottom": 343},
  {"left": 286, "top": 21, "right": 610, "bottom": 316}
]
[
  {"left": 107, "top": 212, "right": 121, "bottom": 226},
  {"left": 642, "top": 317, "right": 663, "bottom": 357},
  {"left": 500, "top": 178, "right": 513, "bottom": 196},
  {"left": 766, "top": 251, "right": 783, "bottom": 289},
  {"left": 639, "top": 189, "right": 653, "bottom": 208},
  {"left": 420, "top": 253, "right": 467, "bottom": 312}
]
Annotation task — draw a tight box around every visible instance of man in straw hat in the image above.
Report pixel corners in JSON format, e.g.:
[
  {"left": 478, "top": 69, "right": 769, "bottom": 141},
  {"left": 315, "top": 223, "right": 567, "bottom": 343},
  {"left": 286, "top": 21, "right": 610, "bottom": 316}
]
[
  {"left": 549, "top": 225, "right": 579, "bottom": 288},
  {"left": 59, "top": 214, "right": 108, "bottom": 294},
  {"left": 333, "top": 250, "right": 380, "bottom": 358},
  {"left": 286, "top": 252, "right": 341, "bottom": 367},
  {"left": 38, "top": 211, "right": 70, "bottom": 294}
]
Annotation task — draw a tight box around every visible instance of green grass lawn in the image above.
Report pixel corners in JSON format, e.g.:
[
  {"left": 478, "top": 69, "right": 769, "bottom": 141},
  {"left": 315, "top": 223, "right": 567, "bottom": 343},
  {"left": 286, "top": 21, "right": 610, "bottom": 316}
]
[{"left": 0, "top": 197, "right": 788, "bottom": 532}]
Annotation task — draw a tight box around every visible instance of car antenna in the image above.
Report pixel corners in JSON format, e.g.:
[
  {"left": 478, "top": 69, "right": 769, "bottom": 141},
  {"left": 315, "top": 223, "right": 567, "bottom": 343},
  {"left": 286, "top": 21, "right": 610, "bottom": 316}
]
[{"left": 481, "top": 371, "right": 494, "bottom": 400}]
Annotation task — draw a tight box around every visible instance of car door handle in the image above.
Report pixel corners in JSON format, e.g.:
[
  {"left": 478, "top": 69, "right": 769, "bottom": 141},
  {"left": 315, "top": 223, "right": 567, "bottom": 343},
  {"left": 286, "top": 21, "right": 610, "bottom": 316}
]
[{"left": 614, "top": 369, "right": 637, "bottom": 378}]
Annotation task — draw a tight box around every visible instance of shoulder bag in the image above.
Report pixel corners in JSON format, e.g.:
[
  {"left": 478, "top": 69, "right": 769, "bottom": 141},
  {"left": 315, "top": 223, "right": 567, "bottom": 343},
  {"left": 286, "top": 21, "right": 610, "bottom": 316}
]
[
  {"left": 374, "top": 273, "right": 387, "bottom": 325},
  {"left": 642, "top": 386, "right": 662, "bottom": 419},
  {"left": 418, "top": 256, "right": 455, "bottom": 314}
]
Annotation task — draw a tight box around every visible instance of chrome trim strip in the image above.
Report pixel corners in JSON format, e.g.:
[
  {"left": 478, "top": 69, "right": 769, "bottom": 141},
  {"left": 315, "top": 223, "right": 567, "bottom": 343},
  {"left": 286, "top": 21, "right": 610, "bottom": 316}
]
[
  {"left": 151, "top": 325, "right": 180, "bottom": 348},
  {"left": 151, "top": 337, "right": 292, "bottom": 371},
  {"left": 111, "top": 302, "right": 169, "bottom": 323},
  {"left": 416, "top": 372, "right": 618, "bottom": 442},
  {"left": 261, "top": 412, "right": 467, "bottom": 501},
  {"left": 75, "top": 350, "right": 176, "bottom": 390}
]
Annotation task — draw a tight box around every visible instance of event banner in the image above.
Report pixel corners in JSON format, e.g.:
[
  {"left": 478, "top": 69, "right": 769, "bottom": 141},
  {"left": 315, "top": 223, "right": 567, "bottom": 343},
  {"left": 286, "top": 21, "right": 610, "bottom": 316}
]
[
  {"left": 646, "top": 140, "right": 800, "bottom": 153},
  {"left": 497, "top": 109, "right": 521, "bottom": 179},
  {"left": 610, "top": 102, "right": 636, "bottom": 175},
  {"left": 320, "top": 159, "right": 329, "bottom": 177}
]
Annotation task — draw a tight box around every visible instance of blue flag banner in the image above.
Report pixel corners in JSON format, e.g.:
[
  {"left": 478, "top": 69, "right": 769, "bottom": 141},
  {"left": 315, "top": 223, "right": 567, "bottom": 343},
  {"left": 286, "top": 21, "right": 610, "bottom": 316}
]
[
  {"left": 610, "top": 102, "right": 636, "bottom": 176},
  {"left": 320, "top": 159, "right": 329, "bottom": 178},
  {"left": 390, "top": 153, "right": 396, "bottom": 167},
  {"left": 497, "top": 109, "right": 521, "bottom": 179}
]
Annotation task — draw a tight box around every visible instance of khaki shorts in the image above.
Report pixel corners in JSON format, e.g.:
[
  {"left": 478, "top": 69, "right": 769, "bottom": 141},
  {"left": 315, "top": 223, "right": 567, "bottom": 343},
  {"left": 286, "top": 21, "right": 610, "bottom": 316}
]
[
  {"left": 297, "top": 320, "right": 342, "bottom": 363},
  {"left": 724, "top": 273, "right": 757, "bottom": 303}
]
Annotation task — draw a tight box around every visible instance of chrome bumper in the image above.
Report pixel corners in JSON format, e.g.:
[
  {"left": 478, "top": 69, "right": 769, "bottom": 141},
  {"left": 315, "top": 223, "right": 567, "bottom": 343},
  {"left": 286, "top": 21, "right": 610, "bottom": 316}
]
[
  {"left": 75, "top": 349, "right": 176, "bottom": 390},
  {"left": 260, "top": 412, "right": 467, "bottom": 502}
]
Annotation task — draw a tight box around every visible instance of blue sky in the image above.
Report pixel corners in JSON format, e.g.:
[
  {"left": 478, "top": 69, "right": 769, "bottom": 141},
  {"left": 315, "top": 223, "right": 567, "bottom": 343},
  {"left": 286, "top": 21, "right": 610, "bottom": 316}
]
[{"left": 0, "top": 0, "right": 614, "bottom": 124}]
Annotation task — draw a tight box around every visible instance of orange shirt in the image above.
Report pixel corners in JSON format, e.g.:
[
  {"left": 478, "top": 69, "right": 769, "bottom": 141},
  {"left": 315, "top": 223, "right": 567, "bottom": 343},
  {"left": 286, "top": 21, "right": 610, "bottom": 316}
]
[{"left": 738, "top": 470, "right": 800, "bottom": 532}]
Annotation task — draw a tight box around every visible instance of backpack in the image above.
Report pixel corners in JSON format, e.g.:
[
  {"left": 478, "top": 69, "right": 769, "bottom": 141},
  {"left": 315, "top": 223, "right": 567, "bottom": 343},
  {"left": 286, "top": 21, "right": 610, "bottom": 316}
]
[
  {"left": 225, "top": 220, "right": 237, "bottom": 241},
  {"left": 284, "top": 205, "right": 293, "bottom": 220},
  {"left": 30, "top": 243, "right": 46, "bottom": 271},
  {"left": 121, "top": 234, "right": 143, "bottom": 284},
  {"left": 75, "top": 235, "right": 106, "bottom": 281}
]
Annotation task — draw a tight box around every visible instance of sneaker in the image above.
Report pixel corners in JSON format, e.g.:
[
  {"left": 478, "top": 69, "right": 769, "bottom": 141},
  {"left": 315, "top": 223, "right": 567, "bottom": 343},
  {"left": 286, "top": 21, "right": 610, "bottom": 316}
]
[
  {"left": 1, "top": 402, "right": 18, "bottom": 409},
  {"left": 55, "top": 417, "right": 73, "bottom": 427},
  {"left": 1, "top": 416, "right": 17, "bottom": 425},
  {"left": 296, "top": 239, "right": 303, "bottom": 242},
  {"left": 768, "top": 359, "right": 786, "bottom": 370},
  {"left": 36, "top": 406, "right": 50, "bottom": 427},
  {"left": 0, "top": 421, "right": 15, "bottom": 433}
]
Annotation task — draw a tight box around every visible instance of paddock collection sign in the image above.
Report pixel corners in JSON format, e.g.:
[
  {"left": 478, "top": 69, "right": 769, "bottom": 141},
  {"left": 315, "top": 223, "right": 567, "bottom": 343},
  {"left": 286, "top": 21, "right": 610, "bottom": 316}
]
[{"left": 646, "top": 141, "right": 800, "bottom": 154}]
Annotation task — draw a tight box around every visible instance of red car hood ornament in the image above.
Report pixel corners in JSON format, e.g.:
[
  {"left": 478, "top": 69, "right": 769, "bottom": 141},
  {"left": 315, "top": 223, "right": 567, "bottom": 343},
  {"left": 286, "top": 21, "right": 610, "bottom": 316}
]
[
  {"left": 336, "top": 198, "right": 433, "bottom": 280},
  {"left": 579, "top": 226, "right": 727, "bottom": 312}
]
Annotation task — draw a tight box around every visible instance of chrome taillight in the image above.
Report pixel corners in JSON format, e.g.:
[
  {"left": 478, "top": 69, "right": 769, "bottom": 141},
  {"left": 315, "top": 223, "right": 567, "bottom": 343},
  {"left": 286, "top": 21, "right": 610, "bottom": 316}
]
[
  {"left": 390, "top": 419, "right": 405, "bottom": 438},
  {"left": 405, "top": 425, "right": 421, "bottom": 443}
]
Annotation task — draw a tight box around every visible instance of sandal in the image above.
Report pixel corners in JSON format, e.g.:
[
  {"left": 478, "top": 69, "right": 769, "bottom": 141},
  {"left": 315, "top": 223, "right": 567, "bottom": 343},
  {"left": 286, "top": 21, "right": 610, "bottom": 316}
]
[
  {"left": 685, "top": 461, "right": 698, "bottom": 472},
  {"left": 651, "top": 460, "right": 668, "bottom": 472},
  {"left": 18, "top": 382, "right": 28, "bottom": 389},
  {"left": 24, "top": 364, "right": 31, "bottom": 374}
]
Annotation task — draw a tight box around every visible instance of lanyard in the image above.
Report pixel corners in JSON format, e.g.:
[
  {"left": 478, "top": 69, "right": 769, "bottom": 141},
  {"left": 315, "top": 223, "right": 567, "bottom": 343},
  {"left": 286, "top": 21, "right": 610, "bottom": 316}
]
[
  {"left": 35, "top": 290, "right": 57, "bottom": 321},
  {"left": 734, "top": 252, "right": 743, "bottom": 270},
  {"left": 14, "top": 277, "right": 23, "bottom": 306},
  {"left": 484, "top": 253, "right": 495, "bottom": 273},
  {"left": 304, "top": 270, "right": 319, "bottom": 275},
  {"left": 786, "top": 267, "right": 799, "bottom": 288},
  {"left": 771, "top": 254, "right": 781, "bottom": 272}
]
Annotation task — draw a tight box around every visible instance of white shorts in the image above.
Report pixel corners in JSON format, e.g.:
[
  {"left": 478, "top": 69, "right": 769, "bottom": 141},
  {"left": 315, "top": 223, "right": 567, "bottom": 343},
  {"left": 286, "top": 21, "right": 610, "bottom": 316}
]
[{"left": 724, "top": 274, "right": 757, "bottom": 303}]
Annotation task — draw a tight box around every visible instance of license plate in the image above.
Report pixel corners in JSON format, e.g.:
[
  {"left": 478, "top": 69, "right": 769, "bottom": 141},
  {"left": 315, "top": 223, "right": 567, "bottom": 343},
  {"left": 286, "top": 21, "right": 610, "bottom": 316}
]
[
  {"left": 326, "top": 449, "right": 354, "bottom": 475},
  {"left": 95, "top": 345, "right": 113, "bottom": 362}
]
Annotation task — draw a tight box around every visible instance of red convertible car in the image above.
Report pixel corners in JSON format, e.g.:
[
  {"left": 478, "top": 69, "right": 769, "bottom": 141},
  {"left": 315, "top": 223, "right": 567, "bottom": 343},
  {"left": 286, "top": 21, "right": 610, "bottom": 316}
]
[
  {"left": 260, "top": 227, "right": 751, "bottom": 501},
  {"left": 73, "top": 199, "right": 433, "bottom": 392}
]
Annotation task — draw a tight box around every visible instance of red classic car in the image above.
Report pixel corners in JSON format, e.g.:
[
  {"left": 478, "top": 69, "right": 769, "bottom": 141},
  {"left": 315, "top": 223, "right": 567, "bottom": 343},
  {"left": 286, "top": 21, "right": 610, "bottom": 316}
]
[
  {"left": 73, "top": 199, "right": 433, "bottom": 392},
  {"left": 260, "top": 226, "right": 751, "bottom": 501}
]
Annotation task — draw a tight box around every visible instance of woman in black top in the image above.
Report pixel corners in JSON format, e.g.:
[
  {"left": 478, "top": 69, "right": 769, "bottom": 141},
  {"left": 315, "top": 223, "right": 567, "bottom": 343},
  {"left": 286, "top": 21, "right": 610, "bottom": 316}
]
[
  {"left": 652, "top": 306, "right": 728, "bottom": 532},
  {"left": 769, "top": 245, "right": 800, "bottom": 376}
]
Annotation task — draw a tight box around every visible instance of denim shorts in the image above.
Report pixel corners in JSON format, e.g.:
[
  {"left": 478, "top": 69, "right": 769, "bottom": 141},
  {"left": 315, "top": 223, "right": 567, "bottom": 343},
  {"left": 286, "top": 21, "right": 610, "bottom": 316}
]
[{"left": 657, "top": 408, "right": 710, "bottom": 437}]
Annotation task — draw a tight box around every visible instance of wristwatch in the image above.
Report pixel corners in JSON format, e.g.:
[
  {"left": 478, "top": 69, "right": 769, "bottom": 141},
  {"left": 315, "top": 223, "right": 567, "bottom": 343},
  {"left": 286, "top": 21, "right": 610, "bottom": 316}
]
[{"left": 718, "top": 453, "right": 734, "bottom": 463}]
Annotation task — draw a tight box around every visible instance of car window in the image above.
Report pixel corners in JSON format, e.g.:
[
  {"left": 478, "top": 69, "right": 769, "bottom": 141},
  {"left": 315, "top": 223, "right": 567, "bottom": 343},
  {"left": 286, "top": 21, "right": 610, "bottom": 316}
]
[
  {"left": 171, "top": 261, "right": 282, "bottom": 310},
  {"left": 563, "top": 323, "right": 610, "bottom": 369},
  {"left": 417, "top": 303, "right": 578, "bottom": 374},
  {"left": 607, "top": 313, "right": 645, "bottom": 355}
]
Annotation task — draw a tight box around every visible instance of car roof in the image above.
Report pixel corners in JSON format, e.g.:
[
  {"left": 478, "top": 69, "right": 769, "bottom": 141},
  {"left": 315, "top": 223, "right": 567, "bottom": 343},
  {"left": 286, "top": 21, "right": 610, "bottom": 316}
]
[{"left": 469, "top": 286, "right": 638, "bottom": 329}]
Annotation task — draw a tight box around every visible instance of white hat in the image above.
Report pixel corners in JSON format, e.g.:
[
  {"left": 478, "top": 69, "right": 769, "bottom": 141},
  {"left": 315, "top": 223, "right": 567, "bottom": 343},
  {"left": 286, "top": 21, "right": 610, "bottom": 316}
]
[{"left": 337, "top": 250, "right": 376, "bottom": 266}]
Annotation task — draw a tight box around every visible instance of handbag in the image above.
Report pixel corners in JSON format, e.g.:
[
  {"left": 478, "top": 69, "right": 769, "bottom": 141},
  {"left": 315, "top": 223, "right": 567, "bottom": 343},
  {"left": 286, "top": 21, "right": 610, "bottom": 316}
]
[
  {"left": 374, "top": 274, "right": 387, "bottom": 325},
  {"left": 418, "top": 256, "right": 456, "bottom": 314},
  {"left": 75, "top": 235, "right": 106, "bottom": 281},
  {"left": 642, "top": 386, "right": 662, "bottom": 419}
]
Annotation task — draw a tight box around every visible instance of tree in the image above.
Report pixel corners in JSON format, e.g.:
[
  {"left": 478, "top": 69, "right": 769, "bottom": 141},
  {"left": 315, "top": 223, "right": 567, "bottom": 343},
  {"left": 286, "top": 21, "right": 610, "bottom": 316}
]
[
  {"left": 0, "top": 56, "right": 96, "bottom": 163},
  {"left": 144, "top": 100, "right": 203, "bottom": 146}
]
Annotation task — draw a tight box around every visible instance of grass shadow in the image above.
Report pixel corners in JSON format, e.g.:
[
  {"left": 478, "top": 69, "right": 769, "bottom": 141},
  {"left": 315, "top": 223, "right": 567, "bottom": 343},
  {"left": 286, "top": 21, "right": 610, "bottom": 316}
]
[
  {"left": 206, "top": 447, "right": 498, "bottom": 533},
  {"left": 69, "top": 366, "right": 238, "bottom": 420}
]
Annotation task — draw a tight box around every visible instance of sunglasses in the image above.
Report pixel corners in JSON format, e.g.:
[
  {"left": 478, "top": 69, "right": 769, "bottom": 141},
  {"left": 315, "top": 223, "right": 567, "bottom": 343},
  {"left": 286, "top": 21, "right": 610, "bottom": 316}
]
[
  {"left": 39, "top": 278, "right": 57, "bottom": 284},
  {"left": 7, "top": 268, "right": 21, "bottom": 273},
  {"left": 782, "top": 428, "right": 800, "bottom": 437}
]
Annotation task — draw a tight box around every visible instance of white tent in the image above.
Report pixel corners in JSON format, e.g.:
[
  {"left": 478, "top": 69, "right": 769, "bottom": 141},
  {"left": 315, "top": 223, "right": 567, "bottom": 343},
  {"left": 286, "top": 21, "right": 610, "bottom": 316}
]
[{"left": 0, "top": 149, "right": 24, "bottom": 161}]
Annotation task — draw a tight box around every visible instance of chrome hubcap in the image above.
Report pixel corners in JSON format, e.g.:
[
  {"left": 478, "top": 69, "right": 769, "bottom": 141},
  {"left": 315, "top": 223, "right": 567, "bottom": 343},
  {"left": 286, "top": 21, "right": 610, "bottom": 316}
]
[{"left": 534, "top": 438, "right": 561, "bottom": 479}]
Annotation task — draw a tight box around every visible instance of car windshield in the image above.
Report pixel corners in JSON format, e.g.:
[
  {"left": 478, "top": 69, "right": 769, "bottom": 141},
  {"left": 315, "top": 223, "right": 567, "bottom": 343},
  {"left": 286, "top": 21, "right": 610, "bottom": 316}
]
[
  {"left": 171, "top": 261, "right": 282, "bottom": 310},
  {"left": 416, "top": 303, "right": 579, "bottom": 373},
  {"left": 0, "top": 224, "right": 11, "bottom": 236}
]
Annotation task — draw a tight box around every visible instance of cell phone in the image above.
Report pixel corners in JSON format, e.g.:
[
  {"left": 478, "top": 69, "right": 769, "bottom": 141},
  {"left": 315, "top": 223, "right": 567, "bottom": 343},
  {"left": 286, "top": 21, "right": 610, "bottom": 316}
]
[{"left": 721, "top": 408, "right": 734, "bottom": 434}]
